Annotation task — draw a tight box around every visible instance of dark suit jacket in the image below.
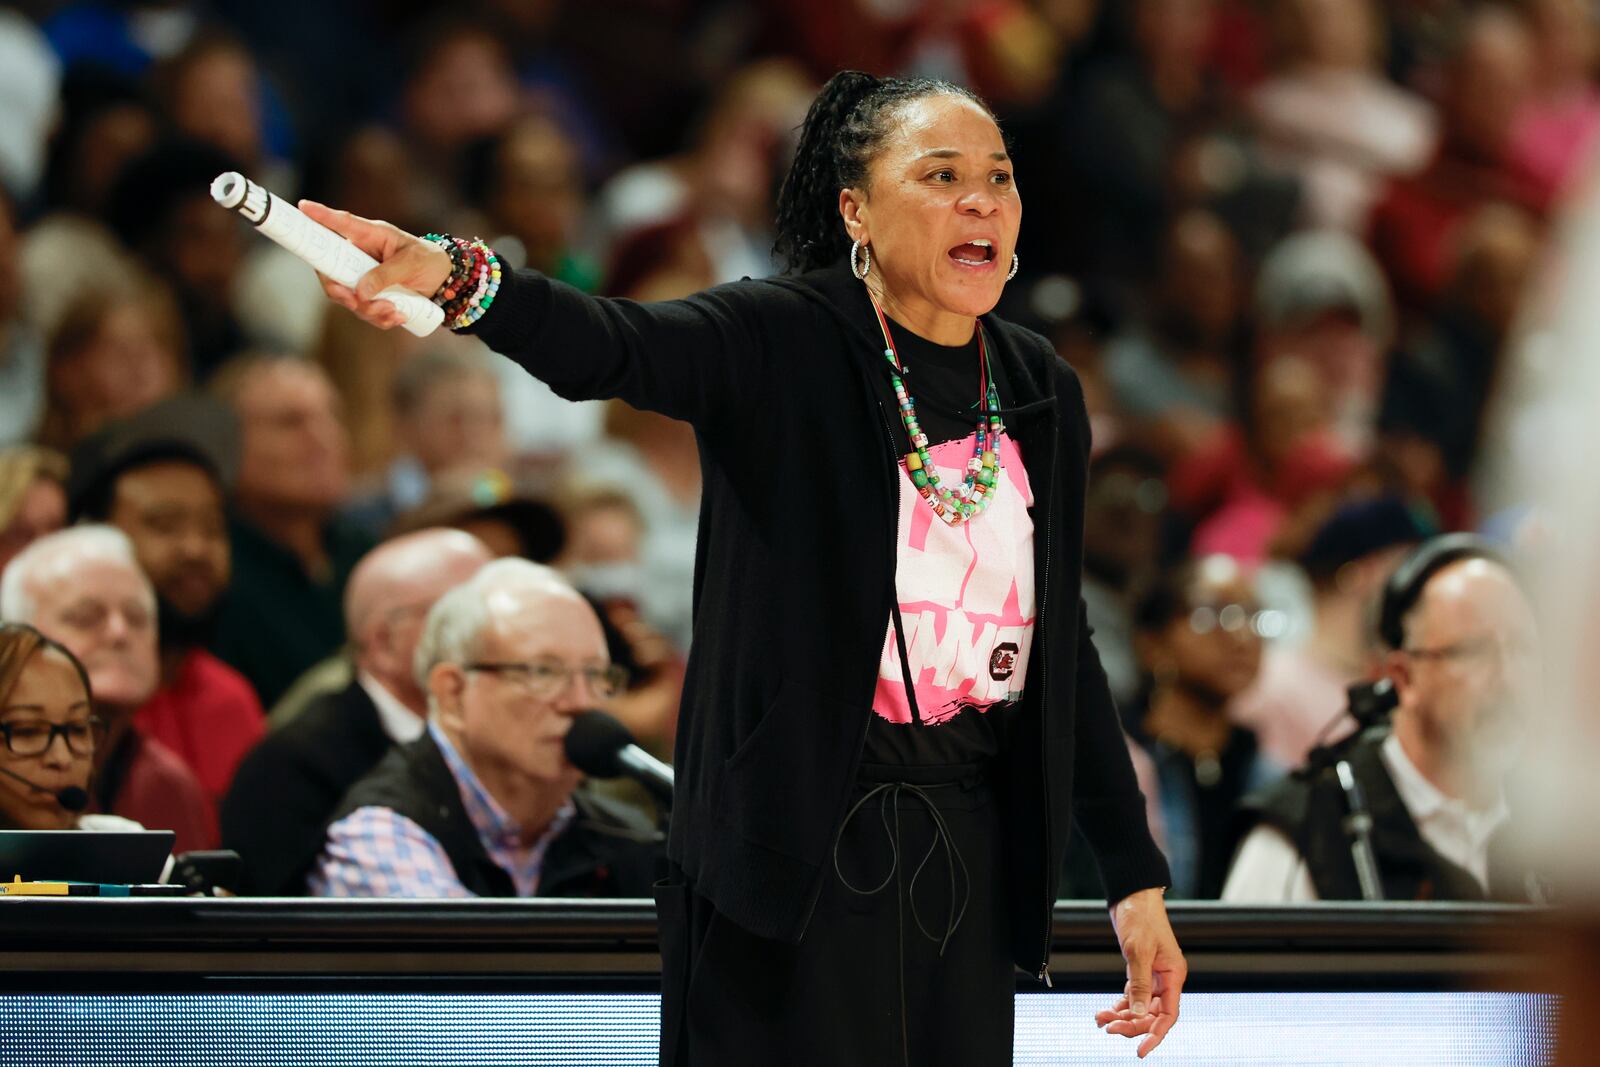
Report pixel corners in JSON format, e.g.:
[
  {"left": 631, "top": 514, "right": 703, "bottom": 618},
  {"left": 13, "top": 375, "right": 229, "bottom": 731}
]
[{"left": 221, "top": 679, "right": 394, "bottom": 895}]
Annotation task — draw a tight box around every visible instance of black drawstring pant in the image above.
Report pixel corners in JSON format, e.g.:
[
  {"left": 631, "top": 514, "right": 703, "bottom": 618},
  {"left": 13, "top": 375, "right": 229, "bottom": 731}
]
[{"left": 655, "top": 762, "right": 1015, "bottom": 1067}]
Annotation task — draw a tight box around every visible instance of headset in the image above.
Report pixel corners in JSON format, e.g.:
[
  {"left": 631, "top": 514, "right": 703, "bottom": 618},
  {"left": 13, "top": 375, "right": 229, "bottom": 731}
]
[
  {"left": 1376, "top": 532, "right": 1509, "bottom": 652},
  {"left": 1332, "top": 533, "right": 1510, "bottom": 731}
]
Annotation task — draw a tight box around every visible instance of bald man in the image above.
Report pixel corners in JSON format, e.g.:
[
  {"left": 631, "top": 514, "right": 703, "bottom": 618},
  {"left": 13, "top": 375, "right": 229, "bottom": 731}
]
[
  {"left": 221, "top": 528, "right": 492, "bottom": 895},
  {"left": 1224, "top": 552, "right": 1540, "bottom": 902}
]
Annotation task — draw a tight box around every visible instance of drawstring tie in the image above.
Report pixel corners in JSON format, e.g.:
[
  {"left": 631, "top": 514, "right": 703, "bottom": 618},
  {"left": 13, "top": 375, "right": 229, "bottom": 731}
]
[
  {"left": 832, "top": 780, "right": 972, "bottom": 955},
  {"left": 831, "top": 774, "right": 980, "bottom": 1067}
]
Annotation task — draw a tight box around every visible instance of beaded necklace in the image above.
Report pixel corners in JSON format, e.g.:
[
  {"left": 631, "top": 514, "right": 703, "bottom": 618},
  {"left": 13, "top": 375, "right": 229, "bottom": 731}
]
[{"left": 870, "top": 296, "right": 1004, "bottom": 526}]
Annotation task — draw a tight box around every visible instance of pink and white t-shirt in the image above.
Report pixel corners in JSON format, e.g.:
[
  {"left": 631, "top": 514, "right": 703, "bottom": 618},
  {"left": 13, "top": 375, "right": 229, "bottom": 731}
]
[{"left": 868, "top": 430, "right": 1037, "bottom": 760}]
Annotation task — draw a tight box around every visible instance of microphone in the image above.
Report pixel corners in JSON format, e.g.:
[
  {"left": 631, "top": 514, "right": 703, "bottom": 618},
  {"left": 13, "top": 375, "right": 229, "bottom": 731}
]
[
  {"left": 564, "top": 710, "right": 674, "bottom": 806},
  {"left": 0, "top": 765, "right": 88, "bottom": 813}
]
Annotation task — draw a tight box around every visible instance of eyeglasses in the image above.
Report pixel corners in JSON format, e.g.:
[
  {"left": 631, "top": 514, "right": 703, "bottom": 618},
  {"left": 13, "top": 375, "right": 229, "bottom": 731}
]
[
  {"left": 0, "top": 717, "right": 108, "bottom": 758},
  {"left": 58, "top": 600, "right": 153, "bottom": 635},
  {"left": 1186, "top": 604, "right": 1287, "bottom": 639},
  {"left": 465, "top": 660, "right": 630, "bottom": 700},
  {"left": 1403, "top": 635, "right": 1537, "bottom": 671}
]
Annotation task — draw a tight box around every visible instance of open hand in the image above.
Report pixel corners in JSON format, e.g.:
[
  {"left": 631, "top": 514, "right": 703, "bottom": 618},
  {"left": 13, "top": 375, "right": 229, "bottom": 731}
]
[
  {"left": 1096, "top": 886, "right": 1186, "bottom": 1058},
  {"left": 298, "top": 200, "right": 452, "bottom": 330}
]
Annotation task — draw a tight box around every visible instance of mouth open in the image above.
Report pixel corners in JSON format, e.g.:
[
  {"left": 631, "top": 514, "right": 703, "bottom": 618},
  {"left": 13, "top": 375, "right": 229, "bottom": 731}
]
[{"left": 949, "top": 239, "right": 997, "bottom": 268}]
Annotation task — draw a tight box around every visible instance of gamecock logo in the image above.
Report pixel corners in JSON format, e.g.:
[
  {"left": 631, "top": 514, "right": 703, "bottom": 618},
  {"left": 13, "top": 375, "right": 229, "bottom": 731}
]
[{"left": 989, "top": 642, "right": 1019, "bottom": 681}]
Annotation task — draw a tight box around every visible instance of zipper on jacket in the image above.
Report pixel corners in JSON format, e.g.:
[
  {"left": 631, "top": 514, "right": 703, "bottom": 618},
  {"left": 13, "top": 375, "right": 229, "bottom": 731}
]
[{"left": 1035, "top": 419, "right": 1058, "bottom": 987}]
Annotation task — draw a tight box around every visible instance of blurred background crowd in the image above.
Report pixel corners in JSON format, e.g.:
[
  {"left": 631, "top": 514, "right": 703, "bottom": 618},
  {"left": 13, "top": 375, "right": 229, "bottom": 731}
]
[{"left": 0, "top": 0, "right": 1582, "bottom": 899}]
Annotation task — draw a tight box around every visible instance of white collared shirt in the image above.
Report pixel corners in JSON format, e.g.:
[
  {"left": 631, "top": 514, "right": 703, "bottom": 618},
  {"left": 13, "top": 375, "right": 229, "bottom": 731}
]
[
  {"left": 356, "top": 671, "right": 426, "bottom": 745},
  {"left": 1221, "top": 733, "right": 1509, "bottom": 902}
]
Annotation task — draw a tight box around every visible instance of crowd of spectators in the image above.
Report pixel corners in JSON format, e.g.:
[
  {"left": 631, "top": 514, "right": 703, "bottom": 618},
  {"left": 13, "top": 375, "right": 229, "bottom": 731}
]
[{"left": 0, "top": 0, "right": 1580, "bottom": 901}]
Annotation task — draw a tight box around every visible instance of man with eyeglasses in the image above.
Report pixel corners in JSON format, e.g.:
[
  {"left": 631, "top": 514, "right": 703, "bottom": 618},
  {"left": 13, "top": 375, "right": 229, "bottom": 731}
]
[
  {"left": 1223, "top": 543, "right": 1540, "bottom": 902},
  {"left": 306, "top": 558, "right": 661, "bottom": 898}
]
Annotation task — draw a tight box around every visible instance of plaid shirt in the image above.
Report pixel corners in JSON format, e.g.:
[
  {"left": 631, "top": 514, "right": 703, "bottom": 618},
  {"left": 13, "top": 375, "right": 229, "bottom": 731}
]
[{"left": 307, "top": 721, "right": 576, "bottom": 898}]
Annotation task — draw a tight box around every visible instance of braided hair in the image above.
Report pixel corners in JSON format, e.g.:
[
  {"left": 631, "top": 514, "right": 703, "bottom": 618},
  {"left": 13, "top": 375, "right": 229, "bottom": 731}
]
[{"left": 773, "top": 71, "right": 994, "bottom": 274}]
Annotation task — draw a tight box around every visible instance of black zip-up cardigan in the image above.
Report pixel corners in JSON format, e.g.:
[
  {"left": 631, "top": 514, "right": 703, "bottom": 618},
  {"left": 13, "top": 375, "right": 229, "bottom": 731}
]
[{"left": 467, "top": 255, "right": 1170, "bottom": 979}]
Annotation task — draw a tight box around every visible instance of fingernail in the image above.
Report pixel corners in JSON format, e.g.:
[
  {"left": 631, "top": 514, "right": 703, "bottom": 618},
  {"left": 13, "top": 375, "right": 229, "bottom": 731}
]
[{"left": 1132, "top": 1001, "right": 1147, "bottom": 1016}]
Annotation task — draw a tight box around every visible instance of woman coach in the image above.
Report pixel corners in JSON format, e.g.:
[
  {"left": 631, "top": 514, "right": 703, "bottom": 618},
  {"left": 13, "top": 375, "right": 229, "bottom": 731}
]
[{"left": 303, "top": 71, "right": 1185, "bottom": 1065}]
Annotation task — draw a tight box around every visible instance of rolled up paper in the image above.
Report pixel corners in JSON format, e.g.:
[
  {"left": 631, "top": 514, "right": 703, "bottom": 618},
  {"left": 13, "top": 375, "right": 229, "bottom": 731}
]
[{"left": 210, "top": 172, "right": 443, "bottom": 338}]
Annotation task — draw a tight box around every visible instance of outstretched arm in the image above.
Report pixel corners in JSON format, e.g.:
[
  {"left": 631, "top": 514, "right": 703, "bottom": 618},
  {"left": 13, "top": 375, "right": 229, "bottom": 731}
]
[{"left": 300, "top": 201, "right": 767, "bottom": 426}]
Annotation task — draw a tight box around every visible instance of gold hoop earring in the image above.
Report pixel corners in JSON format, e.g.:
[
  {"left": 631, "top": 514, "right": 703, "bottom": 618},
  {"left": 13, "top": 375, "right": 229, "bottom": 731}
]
[{"left": 851, "top": 239, "right": 872, "bottom": 280}]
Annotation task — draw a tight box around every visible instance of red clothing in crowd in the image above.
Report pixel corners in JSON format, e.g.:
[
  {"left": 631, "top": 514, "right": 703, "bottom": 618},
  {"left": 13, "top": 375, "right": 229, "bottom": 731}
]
[
  {"left": 100, "top": 729, "right": 218, "bottom": 854},
  {"left": 135, "top": 649, "right": 266, "bottom": 801},
  {"left": 1168, "top": 426, "right": 1356, "bottom": 564},
  {"left": 1367, "top": 144, "right": 1548, "bottom": 315}
]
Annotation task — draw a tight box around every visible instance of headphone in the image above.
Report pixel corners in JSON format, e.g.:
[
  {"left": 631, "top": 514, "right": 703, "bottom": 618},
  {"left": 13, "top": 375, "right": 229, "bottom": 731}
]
[
  {"left": 1376, "top": 533, "right": 1508, "bottom": 651},
  {"left": 1333, "top": 534, "right": 1510, "bottom": 732}
]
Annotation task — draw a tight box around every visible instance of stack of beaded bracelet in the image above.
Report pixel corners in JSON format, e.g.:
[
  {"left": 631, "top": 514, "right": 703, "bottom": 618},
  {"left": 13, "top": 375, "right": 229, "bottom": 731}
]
[
  {"left": 422, "top": 234, "right": 502, "bottom": 330},
  {"left": 429, "top": 236, "right": 469, "bottom": 297},
  {"left": 421, "top": 233, "right": 470, "bottom": 316}
]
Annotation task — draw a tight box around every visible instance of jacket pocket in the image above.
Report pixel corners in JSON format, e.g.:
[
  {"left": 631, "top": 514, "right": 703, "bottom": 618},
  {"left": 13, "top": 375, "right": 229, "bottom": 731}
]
[{"left": 720, "top": 679, "right": 863, "bottom": 863}]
